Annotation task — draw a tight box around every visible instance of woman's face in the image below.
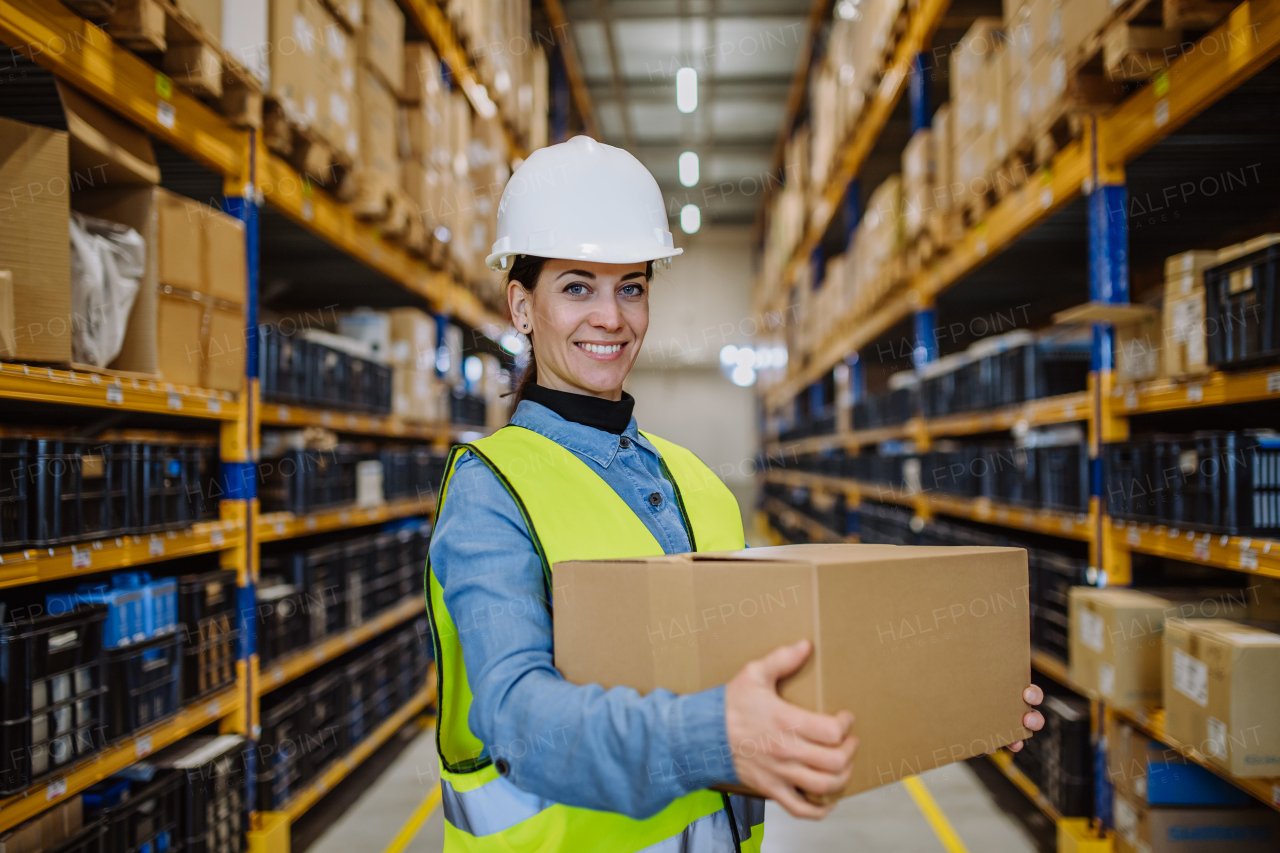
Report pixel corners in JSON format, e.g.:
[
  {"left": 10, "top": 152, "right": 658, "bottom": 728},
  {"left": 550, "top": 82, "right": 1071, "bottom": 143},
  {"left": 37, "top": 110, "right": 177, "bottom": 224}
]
[{"left": 509, "top": 259, "right": 650, "bottom": 401}]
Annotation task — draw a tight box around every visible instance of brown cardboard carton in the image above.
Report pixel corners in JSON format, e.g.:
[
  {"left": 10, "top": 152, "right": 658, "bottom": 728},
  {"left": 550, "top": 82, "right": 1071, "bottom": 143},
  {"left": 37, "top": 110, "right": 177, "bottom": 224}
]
[
  {"left": 204, "top": 212, "right": 246, "bottom": 305},
  {"left": 203, "top": 303, "right": 245, "bottom": 392},
  {"left": 1162, "top": 619, "right": 1280, "bottom": 777},
  {"left": 1105, "top": 715, "right": 1199, "bottom": 802},
  {"left": 554, "top": 544, "right": 1032, "bottom": 800},
  {"left": 0, "top": 117, "right": 72, "bottom": 363},
  {"left": 1113, "top": 791, "right": 1280, "bottom": 853},
  {"left": 1164, "top": 249, "right": 1219, "bottom": 290},
  {"left": 403, "top": 42, "right": 441, "bottom": 104},
  {"left": 392, "top": 364, "right": 437, "bottom": 423},
  {"left": 1114, "top": 307, "right": 1163, "bottom": 383},
  {"left": 360, "top": 0, "right": 404, "bottom": 94},
  {"left": 157, "top": 189, "right": 204, "bottom": 291},
  {"left": 157, "top": 288, "right": 207, "bottom": 386},
  {"left": 357, "top": 69, "right": 400, "bottom": 192},
  {"left": 56, "top": 81, "right": 160, "bottom": 186},
  {"left": 0, "top": 270, "right": 15, "bottom": 358},
  {"left": 1068, "top": 587, "right": 1173, "bottom": 710},
  {"left": 387, "top": 307, "right": 436, "bottom": 369},
  {"left": 175, "top": 0, "right": 222, "bottom": 42},
  {"left": 1162, "top": 289, "right": 1210, "bottom": 379},
  {"left": 1061, "top": 0, "right": 1113, "bottom": 58}
]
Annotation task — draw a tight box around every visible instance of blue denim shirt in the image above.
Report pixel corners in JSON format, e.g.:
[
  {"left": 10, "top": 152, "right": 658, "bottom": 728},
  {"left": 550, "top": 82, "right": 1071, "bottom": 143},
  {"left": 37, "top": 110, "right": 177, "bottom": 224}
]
[{"left": 428, "top": 399, "right": 740, "bottom": 818}]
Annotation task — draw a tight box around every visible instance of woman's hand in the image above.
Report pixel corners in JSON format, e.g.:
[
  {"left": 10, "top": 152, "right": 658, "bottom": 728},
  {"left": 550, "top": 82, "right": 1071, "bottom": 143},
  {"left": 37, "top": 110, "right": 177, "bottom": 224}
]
[
  {"left": 1007, "top": 685, "right": 1045, "bottom": 752},
  {"left": 725, "top": 639, "right": 857, "bottom": 820}
]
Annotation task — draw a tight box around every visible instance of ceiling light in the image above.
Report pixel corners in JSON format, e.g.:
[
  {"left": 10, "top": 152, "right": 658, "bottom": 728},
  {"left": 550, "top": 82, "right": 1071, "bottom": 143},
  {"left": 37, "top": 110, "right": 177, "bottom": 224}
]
[
  {"left": 676, "top": 67, "right": 698, "bottom": 113},
  {"left": 500, "top": 333, "right": 525, "bottom": 355},
  {"left": 731, "top": 364, "right": 756, "bottom": 387},
  {"left": 680, "top": 203, "right": 701, "bottom": 234},
  {"left": 678, "top": 151, "right": 699, "bottom": 187},
  {"left": 720, "top": 344, "right": 738, "bottom": 367}
]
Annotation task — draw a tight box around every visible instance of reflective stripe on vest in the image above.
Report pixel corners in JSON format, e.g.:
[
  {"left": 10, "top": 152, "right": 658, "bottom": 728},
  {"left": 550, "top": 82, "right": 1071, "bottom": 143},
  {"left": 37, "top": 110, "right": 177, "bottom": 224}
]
[{"left": 425, "top": 425, "right": 762, "bottom": 852}]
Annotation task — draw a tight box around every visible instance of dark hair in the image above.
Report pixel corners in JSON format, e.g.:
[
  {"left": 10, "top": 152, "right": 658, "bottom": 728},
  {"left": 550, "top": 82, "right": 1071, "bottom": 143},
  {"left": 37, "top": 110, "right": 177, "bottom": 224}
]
[{"left": 506, "top": 255, "right": 655, "bottom": 409}]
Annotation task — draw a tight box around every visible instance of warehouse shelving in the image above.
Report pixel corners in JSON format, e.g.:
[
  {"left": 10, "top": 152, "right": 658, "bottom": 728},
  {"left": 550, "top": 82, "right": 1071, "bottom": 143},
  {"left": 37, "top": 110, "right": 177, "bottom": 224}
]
[
  {"left": 257, "top": 496, "right": 438, "bottom": 543},
  {"left": 275, "top": 681, "right": 436, "bottom": 824},
  {"left": 761, "top": 497, "right": 856, "bottom": 544},
  {"left": 256, "top": 598, "right": 427, "bottom": 696},
  {"left": 761, "top": 0, "right": 1280, "bottom": 408},
  {"left": 0, "top": 519, "right": 245, "bottom": 590},
  {"left": 763, "top": 469, "right": 1095, "bottom": 541},
  {"left": 0, "top": 361, "right": 241, "bottom": 419},
  {"left": 260, "top": 404, "right": 448, "bottom": 441},
  {"left": 1108, "top": 520, "right": 1280, "bottom": 581},
  {"left": 0, "top": 685, "right": 244, "bottom": 833},
  {"left": 986, "top": 751, "right": 1064, "bottom": 824},
  {"left": 1111, "top": 365, "right": 1280, "bottom": 415}
]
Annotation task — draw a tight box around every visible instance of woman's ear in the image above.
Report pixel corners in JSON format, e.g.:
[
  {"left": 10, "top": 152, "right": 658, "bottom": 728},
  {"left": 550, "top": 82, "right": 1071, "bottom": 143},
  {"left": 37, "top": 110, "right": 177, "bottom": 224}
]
[{"left": 508, "top": 280, "right": 532, "bottom": 334}]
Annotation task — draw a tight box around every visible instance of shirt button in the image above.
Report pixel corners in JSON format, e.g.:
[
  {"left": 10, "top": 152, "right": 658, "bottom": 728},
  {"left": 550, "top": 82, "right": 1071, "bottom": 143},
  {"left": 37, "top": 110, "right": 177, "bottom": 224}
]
[
  {"left": 648, "top": 492, "right": 663, "bottom": 507},
  {"left": 619, "top": 437, "right": 631, "bottom": 449},
  {"left": 495, "top": 758, "right": 510, "bottom": 776}
]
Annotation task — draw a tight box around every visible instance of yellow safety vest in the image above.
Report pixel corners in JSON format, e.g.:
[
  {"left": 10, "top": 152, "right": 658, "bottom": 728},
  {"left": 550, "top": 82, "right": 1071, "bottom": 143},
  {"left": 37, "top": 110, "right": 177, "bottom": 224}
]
[{"left": 425, "top": 425, "right": 765, "bottom": 852}]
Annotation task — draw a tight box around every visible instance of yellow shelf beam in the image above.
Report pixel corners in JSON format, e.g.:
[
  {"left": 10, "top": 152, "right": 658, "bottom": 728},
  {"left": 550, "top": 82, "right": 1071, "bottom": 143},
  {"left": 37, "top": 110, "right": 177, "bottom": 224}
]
[
  {"left": 987, "top": 750, "right": 1064, "bottom": 824},
  {"left": 260, "top": 404, "right": 448, "bottom": 441},
  {"left": 1031, "top": 649, "right": 1071, "bottom": 687},
  {"left": 279, "top": 679, "right": 436, "bottom": 823},
  {"left": 1107, "top": 517, "right": 1280, "bottom": 580},
  {"left": 0, "top": 0, "right": 249, "bottom": 182},
  {"left": 257, "top": 496, "right": 436, "bottom": 542},
  {"left": 0, "top": 687, "right": 243, "bottom": 833},
  {"left": 1112, "top": 366, "right": 1280, "bottom": 415},
  {"left": 256, "top": 598, "right": 426, "bottom": 696},
  {"left": 765, "top": 0, "right": 1280, "bottom": 412},
  {"left": 762, "top": 470, "right": 1094, "bottom": 541},
  {"left": 0, "top": 362, "right": 241, "bottom": 420},
  {"left": 0, "top": 520, "right": 245, "bottom": 590}
]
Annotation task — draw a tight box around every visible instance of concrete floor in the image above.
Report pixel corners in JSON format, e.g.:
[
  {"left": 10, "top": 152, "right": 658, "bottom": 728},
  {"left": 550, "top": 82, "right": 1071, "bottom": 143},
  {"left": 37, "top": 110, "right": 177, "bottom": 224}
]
[{"left": 304, "top": 724, "right": 1048, "bottom": 853}]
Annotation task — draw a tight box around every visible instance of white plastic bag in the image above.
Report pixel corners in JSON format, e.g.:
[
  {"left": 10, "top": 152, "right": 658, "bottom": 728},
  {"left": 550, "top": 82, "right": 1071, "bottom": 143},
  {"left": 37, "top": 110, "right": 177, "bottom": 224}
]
[{"left": 69, "top": 211, "right": 145, "bottom": 367}]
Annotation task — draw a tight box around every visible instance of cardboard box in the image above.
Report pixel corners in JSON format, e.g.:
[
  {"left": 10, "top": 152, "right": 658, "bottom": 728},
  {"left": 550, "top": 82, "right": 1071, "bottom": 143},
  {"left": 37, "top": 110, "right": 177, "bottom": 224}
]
[
  {"left": 1115, "top": 307, "right": 1164, "bottom": 383},
  {"left": 203, "top": 303, "right": 245, "bottom": 392},
  {"left": 1163, "top": 289, "right": 1209, "bottom": 379},
  {"left": 0, "top": 270, "right": 14, "bottom": 358},
  {"left": 361, "top": 0, "right": 404, "bottom": 94},
  {"left": 403, "top": 42, "right": 441, "bottom": 104},
  {"left": 175, "top": 0, "right": 222, "bottom": 42},
  {"left": 157, "top": 288, "right": 207, "bottom": 386},
  {"left": 554, "top": 544, "right": 1033, "bottom": 800},
  {"left": 269, "top": 0, "right": 357, "bottom": 157},
  {"left": 392, "top": 364, "right": 438, "bottom": 423},
  {"left": 387, "top": 307, "right": 436, "bottom": 369},
  {"left": 1106, "top": 716, "right": 1252, "bottom": 805},
  {"left": 1068, "top": 587, "right": 1173, "bottom": 710},
  {"left": 157, "top": 189, "right": 204, "bottom": 291},
  {"left": 1113, "top": 791, "right": 1280, "bottom": 853},
  {"left": 0, "top": 795, "right": 82, "bottom": 853},
  {"left": 323, "top": 0, "right": 362, "bottom": 31},
  {"left": 1162, "top": 619, "right": 1280, "bottom": 777},
  {"left": 204, "top": 211, "right": 246, "bottom": 304},
  {"left": 1164, "top": 250, "right": 1219, "bottom": 291},
  {"left": 0, "top": 117, "right": 72, "bottom": 363},
  {"left": 1061, "top": 0, "right": 1112, "bottom": 58},
  {"left": 223, "top": 0, "right": 269, "bottom": 85}
]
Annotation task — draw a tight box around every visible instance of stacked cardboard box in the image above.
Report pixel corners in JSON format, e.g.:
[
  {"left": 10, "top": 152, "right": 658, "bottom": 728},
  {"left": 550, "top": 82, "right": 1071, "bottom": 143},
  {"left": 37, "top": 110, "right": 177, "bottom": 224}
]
[
  {"left": 386, "top": 307, "right": 442, "bottom": 423},
  {"left": 268, "top": 0, "right": 359, "bottom": 161},
  {"left": 1068, "top": 587, "right": 1172, "bottom": 710},
  {"left": 347, "top": 0, "right": 405, "bottom": 216},
  {"left": 901, "top": 129, "right": 934, "bottom": 244},
  {"left": 848, "top": 175, "right": 904, "bottom": 320},
  {"left": 950, "top": 19, "right": 1004, "bottom": 213},
  {"left": 442, "top": 0, "right": 538, "bottom": 143}
]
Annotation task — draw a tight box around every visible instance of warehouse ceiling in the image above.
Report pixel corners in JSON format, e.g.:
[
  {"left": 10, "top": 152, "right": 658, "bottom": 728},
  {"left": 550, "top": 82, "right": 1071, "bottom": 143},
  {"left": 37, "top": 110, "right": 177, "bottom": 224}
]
[{"left": 561, "top": 0, "right": 812, "bottom": 225}]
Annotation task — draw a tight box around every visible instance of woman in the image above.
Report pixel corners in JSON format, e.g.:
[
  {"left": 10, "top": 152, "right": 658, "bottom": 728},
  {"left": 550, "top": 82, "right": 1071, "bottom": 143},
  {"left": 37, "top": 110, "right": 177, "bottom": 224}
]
[{"left": 425, "top": 136, "right": 1045, "bottom": 851}]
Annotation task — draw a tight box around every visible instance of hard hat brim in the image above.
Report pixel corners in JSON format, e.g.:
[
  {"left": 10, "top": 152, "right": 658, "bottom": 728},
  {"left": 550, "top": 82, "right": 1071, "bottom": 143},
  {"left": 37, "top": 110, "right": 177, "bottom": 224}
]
[{"left": 485, "top": 245, "right": 683, "bottom": 272}]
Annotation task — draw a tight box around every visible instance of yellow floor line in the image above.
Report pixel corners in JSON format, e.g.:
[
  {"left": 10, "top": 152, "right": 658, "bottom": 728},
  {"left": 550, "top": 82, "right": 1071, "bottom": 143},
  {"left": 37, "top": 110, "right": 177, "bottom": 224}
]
[
  {"left": 381, "top": 784, "right": 443, "bottom": 853},
  {"left": 902, "top": 776, "right": 971, "bottom": 853}
]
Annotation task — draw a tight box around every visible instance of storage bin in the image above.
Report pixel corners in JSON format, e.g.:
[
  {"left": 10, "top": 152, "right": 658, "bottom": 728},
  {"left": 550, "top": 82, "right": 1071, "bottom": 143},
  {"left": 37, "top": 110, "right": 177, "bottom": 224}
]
[
  {"left": 303, "top": 671, "right": 347, "bottom": 778},
  {"left": 43, "top": 820, "right": 109, "bottom": 853},
  {"left": 1040, "top": 694, "right": 1092, "bottom": 817},
  {"left": 256, "top": 692, "right": 307, "bottom": 812},
  {"left": 0, "top": 603, "right": 107, "bottom": 794},
  {"left": 177, "top": 571, "right": 239, "bottom": 701},
  {"left": 0, "top": 437, "right": 31, "bottom": 549},
  {"left": 1204, "top": 241, "right": 1280, "bottom": 368},
  {"left": 152, "top": 737, "right": 248, "bottom": 853},
  {"left": 253, "top": 583, "right": 310, "bottom": 669},
  {"left": 105, "top": 632, "right": 183, "bottom": 740},
  {"left": 449, "top": 391, "right": 487, "bottom": 427},
  {"left": 90, "top": 770, "right": 184, "bottom": 853}
]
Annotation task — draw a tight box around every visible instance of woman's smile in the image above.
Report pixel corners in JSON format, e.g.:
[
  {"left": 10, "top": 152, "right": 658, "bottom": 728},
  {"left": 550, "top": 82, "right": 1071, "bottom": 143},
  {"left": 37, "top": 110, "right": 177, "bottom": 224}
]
[{"left": 575, "top": 341, "right": 628, "bottom": 360}]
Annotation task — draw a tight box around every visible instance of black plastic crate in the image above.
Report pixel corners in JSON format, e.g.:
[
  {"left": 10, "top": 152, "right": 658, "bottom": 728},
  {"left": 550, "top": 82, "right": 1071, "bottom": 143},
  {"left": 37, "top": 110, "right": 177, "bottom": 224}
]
[
  {"left": 150, "top": 737, "right": 248, "bottom": 853},
  {"left": 45, "top": 820, "right": 109, "bottom": 853},
  {"left": 0, "top": 437, "right": 31, "bottom": 549},
  {"left": 105, "top": 632, "right": 182, "bottom": 741},
  {"left": 253, "top": 583, "right": 310, "bottom": 669},
  {"left": 1037, "top": 444, "right": 1090, "bottom": 513},
  {"left": 450, "top": 391, "right": 487, "bottom": 427},
  {"left": 303, "top": 671, "right": 347, "bottom": 778},
  {"left": 1040, "top": 694, "right": 1092, "bottom": 817},
  {"left": 1205, "top": 242, "right": 1280, "bottom": 368},
  {"left": 302, "top": 543, "right": 350, "bottom": 638},
  {"left": 29, "top": 439, "right": 131, "bottom": 547},
  {"left": 258, "top": 447, "right": 360, "bottom": 515},
  {"left": 258, "top": 326, "right": 310, "bottom": 405},
  {"left": 91, "top": 770, "right": 185, "bottom": 853},
  {"left": 856, "top": 501, "right": 917, "bottom": 546},
  {"left": 177, "top": 571, "right": 239, "bottom": 702},
  {"left": 0, "top": 603, "right": 107, "bottom": 794},
  {"left": 256, "top": 691, "right": 307, "bottom": 812}
]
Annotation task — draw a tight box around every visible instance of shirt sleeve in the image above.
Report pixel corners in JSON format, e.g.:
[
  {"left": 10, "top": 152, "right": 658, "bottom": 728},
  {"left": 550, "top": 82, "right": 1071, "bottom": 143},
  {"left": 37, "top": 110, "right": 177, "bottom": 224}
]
[{"left": 430, "top": 451, "right": 739, "bottom": 818}]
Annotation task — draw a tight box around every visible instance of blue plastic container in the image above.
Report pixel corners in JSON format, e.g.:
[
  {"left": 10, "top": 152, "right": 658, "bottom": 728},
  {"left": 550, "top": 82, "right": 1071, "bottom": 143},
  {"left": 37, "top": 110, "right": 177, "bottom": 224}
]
[{"left": 48, "top": 586, "right": 145, "bottom": 648}]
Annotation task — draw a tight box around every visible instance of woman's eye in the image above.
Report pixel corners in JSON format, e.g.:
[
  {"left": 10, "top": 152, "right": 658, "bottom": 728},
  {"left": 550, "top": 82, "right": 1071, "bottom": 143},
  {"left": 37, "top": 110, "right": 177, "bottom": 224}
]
[
  {"left": 566, "top": 283, "right": 587, "bottom": 295},
  {"left": 622, "top": 284, "right": 644, "bottom": 296}
]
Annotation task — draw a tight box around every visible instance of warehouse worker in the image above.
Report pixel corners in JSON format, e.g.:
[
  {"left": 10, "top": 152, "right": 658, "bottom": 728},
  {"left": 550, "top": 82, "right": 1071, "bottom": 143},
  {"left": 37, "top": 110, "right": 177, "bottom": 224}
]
[{"left": 425, "top": 135, "right": 1045, "bottom": 851}]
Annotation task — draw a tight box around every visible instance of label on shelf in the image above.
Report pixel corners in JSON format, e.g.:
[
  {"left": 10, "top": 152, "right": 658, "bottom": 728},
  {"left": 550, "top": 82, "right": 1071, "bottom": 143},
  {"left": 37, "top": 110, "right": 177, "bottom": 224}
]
[
  {"left": 1154, "top": 98, "right": 1170, "bottom": 128},
  {"left": 1127, "top": 527, "right": 1142, "bottom": 547},
  {"left": 278, "top": 406, "right": 290, "bottom": 420},
  {"left": 208, "top": 398, "right": 222, "bottom": 414},
  {"left": 1241, "top": 550, "right": 1259, "bottom": 570},
  {"left": 1172, "top": 648, "right": 1208, "bottom": 706},
  {"left": 107, "top": 385, "right": 124, "bottom": 405},
  {"left": 1187, "top": 383, "right": 1203, "bottom": 402},
  {"left": 72, "top": 549, "right": 91, "bottom": 569},
  {"left": 149, "top": 537, "right": 164, "bottom": 557},
  {"left": 274, "top": 522, "right": 286, "bottom": 536},
  {"left": 207, "top": 699, "right": 220, "bottom": 716},
  {"left": 211, "top": 530, "right": 225, "bottom": 547},
  {"left": 157, "top": 101, "right": 175, "bottom": 129},
  {"left": 1269, "top": 372, "right": 1280, "bottom": 394},
  {"left": 46, "top": 779, "right": 67, "bottom": 801},
  {"left": 1193, "top": 539, "right": 1211, "bottom": 561},
  {"left": 168, "top": 392, "right": 182, "bottom": 411},
  {"left": 1079, "top": 609, "right": 1105, "bottom": 653},
  {"left": 136, "top": 734, "right": 153, "bottom": 758}
]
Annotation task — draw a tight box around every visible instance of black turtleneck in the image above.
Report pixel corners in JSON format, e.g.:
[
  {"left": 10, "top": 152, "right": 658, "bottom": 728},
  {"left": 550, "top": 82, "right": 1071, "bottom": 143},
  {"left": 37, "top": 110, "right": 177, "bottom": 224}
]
[{"left": 523, "top": 384, "right": 635, "bottom": 434}]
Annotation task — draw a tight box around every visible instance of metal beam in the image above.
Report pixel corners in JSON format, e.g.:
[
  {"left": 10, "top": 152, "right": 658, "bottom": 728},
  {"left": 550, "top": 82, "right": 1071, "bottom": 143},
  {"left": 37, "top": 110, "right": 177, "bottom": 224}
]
[
  {"left": 542, "top": 0, "right": 599, "bottom": 139},
  {"left": 591, "top": 0, "right": 635, "bottom": 147},
  {"left": 564, "top": 0, "right": 813, "bottom": 19}
]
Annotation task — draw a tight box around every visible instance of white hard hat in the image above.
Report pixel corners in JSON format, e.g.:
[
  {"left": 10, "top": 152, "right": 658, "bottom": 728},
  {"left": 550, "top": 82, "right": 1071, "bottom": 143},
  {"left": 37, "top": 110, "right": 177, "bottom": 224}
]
[{"left": 486, "top": 135, "right": 682, "bottom": 272}]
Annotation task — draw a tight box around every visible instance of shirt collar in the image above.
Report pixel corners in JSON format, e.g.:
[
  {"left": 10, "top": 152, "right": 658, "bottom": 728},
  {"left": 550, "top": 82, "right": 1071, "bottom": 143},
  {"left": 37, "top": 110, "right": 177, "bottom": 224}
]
[{"left": 510, "top": 399, "right": 642, "bottom": 468}]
